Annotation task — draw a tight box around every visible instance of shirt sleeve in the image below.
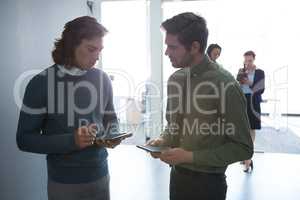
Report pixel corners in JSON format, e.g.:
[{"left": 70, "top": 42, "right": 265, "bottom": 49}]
[
  {"left": 252, "top": 69, "right": 265, "bottom": 95},
  {"left": 16, "top": 75, "right": 78, "bottom": 154},
  {"left": 193, "top": 82, "right": 254, "bottom": 167},
  {"left": 160, "top": 71, "right": 186, "bottom": 147}
]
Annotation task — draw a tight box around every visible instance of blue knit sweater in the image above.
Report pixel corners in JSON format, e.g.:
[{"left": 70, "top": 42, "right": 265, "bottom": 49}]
[{"left": 16, "top": 64, "right": 118, "bottom": 183}]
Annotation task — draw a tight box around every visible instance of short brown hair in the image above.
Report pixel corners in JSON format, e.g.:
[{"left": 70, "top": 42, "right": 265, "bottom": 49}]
[
  {"left": 244, "top": 50, "right": 256, "bottom": 59},
  {"left": 52, "top": 16, "right": 108, "bottom": 67},
  {"left": 161, "top": 12, "right": 208, "bottom": 53}
]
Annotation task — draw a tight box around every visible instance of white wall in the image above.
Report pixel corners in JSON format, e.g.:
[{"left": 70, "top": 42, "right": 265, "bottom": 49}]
[{"left": 0, "top": 0, "right": 89, "bottom": 199}]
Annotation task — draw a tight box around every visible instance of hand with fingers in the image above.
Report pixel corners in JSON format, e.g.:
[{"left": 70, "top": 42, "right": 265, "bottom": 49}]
[
  {"left": 88, "top": 124, "right": 121, "bottom": 149},
  {"left": 159, "top": 148, "right": 193, "bottom": 165},
  {"left": 95, "top": 138, "right": 122, "bottom": 149},
  {"left": 104, "top": 138, "right": 122, "bottom": 148},
  {"left": 146, "top": 137, "right": 166, "bottom": 159},
  {"left": 74, "top": 124, "right": 97, "bottom": 149}
]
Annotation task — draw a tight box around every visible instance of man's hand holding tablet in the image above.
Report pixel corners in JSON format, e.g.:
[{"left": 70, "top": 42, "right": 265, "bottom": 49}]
[{"left": 137, "top": 137, "right": 169, "bottom": 158}]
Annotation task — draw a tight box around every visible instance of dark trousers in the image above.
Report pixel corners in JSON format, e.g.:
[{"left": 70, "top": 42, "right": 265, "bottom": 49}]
[{"left": 170, "top": 167, "right": 227, "bottom": 200}]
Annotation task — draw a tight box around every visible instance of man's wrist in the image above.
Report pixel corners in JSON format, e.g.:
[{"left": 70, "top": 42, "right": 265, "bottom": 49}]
[{"left": 184, "top": 151, "right": 194, "bottom": 163}]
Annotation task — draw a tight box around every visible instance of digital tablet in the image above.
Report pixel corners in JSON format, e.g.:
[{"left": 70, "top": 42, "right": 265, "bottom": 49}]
[
  {"left": 100, "top": 133, "right": 133, "bottom": 141},
  {"left": 136, "top": 145, "right": 169, "bottom": 153}
]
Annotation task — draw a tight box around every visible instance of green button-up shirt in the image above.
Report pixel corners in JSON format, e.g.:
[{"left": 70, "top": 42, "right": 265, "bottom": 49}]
[{"left": 162, "top": 55, "right": 253, "bottom": 174}]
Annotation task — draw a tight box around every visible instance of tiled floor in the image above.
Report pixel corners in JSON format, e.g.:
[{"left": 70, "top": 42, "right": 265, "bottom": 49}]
[
  {"left": 106, "top": 116, "right": 300, "bottom": 199},
  {"left": 256, "top": 116, "right": 300, "bottom": 154},
  {"left": 108, "top": 145, "right": 300, "bottom": 200}
]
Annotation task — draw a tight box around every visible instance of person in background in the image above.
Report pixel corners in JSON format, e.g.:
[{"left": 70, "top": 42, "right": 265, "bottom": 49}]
[
  {"left": 237, "top": 50, "right": 265, "bottom": 172},
  {"left": 147, "top": 12, "right": 253, "bottom": 200},
  {"left": 206, "top": 43, "right": 222, "bottom": 63},
  {"left": 16, "top": 16, "right": 123, "bottom": 200}
]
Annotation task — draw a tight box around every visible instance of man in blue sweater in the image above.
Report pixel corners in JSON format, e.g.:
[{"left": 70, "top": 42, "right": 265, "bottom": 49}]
[{"left": 16, "top": 16, "right": 121, "bottom": 200}]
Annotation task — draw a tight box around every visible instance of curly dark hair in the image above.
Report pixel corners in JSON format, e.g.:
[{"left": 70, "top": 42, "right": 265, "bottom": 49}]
[
  {"left": 161, "top": 12, "right": 208, "bottom": 53},
  {"left": 52, "top": 16, "right": 108, "bottom": 68}
]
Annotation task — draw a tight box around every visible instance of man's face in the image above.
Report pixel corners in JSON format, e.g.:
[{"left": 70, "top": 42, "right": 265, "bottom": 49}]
[
  {"left": 210, "top": 48, "right": 221, "bottom": 62},
  {"left": 164, "top": 34, "right": 193, "bottom": 68},
  {"left": 74, "top": 36, "right": 103, "bottom": 70},
  {"left": 244, "top": 55, "right": 255, "bottom": 68}
]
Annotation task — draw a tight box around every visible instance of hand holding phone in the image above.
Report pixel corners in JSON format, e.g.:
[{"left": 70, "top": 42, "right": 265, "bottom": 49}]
[{"left": 95, "top": 133, "right": 133, "bottom": 148}]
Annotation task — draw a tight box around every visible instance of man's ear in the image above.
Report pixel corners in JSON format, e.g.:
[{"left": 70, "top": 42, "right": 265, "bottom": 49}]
[{"left": 190, "top": 41, "right": 201, "bottom": 54}]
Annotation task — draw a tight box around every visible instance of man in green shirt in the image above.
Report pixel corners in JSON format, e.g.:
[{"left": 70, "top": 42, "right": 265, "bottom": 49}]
[{"left": 148, "top": 12, "right": 253, "bottom": 200}]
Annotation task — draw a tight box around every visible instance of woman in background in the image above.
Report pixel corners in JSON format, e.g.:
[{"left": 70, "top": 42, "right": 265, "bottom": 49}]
[{"left": 237, "top": 50, "right": 265, "bottom": 172}]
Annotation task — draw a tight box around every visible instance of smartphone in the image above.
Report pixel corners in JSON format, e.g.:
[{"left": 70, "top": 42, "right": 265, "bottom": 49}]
[
  {"left": 100, "top": 132, "right": 133, "bottom": 141},
  {"left": 136, "top": 145, "right": 169, "bottom": 153}
]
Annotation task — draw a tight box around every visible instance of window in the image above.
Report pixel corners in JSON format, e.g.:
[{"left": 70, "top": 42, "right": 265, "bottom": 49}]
[{"left": 101, "top": 1, "right": 149, "bottom": 136}]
